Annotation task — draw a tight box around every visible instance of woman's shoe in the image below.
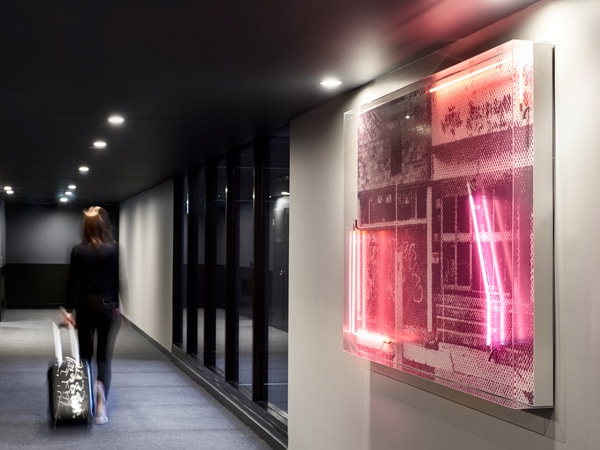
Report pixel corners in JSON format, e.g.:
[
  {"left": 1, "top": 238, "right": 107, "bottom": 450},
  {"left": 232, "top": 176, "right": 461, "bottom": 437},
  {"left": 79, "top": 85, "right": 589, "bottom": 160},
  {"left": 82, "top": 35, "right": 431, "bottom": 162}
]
[{"left": 95, "top": 381, "right": 108, "bottom": 424}]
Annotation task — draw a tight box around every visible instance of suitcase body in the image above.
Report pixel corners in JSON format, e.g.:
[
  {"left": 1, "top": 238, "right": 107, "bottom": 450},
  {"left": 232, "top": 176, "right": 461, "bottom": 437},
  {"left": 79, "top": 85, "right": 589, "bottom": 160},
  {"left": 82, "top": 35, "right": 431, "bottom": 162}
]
[{"left": 47, "top": 322, "right": 93, "bottom": 427}]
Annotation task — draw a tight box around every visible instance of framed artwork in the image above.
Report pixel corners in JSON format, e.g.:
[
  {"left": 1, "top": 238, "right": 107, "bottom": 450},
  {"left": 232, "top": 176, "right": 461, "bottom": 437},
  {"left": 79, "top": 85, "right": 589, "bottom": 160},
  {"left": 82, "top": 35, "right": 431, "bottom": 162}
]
[{"left": 344, "top": 40, "right": 554, "bottom": 409}]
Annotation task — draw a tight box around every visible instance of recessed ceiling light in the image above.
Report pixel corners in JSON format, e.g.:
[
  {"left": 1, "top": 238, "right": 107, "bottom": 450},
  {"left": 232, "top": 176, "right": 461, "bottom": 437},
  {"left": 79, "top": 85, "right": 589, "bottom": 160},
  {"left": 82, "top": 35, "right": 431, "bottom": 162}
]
[
  {"left": 79, "top": 166, "right": 89, "bottom": 173},
  {"left": 93, "top": 140, "right": 107, "bottom": 149},
  {"left": 320, "top": 78, "right": 342, "bottom": 88},
  {"left": 4, "top": 186, "right": 12, "bottom": 191},
  {"left": 68, "top": 184, "right": 76, "bottom": 190},
  {"left": 59, "top": 197, "right": 69, "bottom": 203},
  {"left": 108, "top": 115, "right": 124, "bottom": 125},
  {"left": 65, "top": 191, "right": 73, "bottom": 196}
]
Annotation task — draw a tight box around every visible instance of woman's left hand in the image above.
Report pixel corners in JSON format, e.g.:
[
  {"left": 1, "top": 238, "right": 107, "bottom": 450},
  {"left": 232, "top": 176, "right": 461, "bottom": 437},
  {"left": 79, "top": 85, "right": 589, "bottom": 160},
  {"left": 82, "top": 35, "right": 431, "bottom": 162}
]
[{"left": 60, "top": 307, "right": 76, "bottom": 328}]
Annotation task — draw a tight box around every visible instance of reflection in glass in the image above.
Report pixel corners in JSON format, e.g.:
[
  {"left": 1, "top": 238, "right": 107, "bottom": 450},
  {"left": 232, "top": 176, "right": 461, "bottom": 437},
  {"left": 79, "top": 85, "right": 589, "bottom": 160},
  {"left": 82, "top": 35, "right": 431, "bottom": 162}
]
[
  {"left": 172, "top": 127, "right": 290, "bottom": 429},
  {"left": 179, "top": 176, "right": 189, "bottom": 351},
  {"left": 264, "top": 138, "right": 289, "bottom": 414},
  {"left": 214, "top": 161, "right": 227, "bottom": 374},
  {"left": 197, "top": 168, "right": 206, "bottom": 362},
  {"left": 235, "top": 147, "right": 254, "bottom": 395}
]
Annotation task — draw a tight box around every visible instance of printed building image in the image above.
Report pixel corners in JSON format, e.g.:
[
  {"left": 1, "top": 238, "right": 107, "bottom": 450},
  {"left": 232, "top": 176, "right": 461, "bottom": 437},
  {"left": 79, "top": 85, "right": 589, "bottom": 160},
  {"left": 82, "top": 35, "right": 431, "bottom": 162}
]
[{"left": 345, "top": 41, "right": 553, "bottom": 409}]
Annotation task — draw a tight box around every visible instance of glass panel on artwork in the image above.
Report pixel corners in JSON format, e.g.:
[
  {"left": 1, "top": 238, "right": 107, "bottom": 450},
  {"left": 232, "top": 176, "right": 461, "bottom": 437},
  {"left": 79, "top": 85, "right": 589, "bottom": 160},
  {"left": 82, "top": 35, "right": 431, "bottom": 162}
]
[{"left": 344, "top": 40, "right": 554, "bottom": 409}]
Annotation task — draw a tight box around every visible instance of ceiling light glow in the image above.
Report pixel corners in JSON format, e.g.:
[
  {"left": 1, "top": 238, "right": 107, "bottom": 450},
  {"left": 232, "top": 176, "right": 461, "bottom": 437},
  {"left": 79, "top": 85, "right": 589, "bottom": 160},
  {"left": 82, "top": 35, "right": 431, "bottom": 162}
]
[
  {"left": 320, "top": 78, "right": 342, "bottom": 88},
  {"left": 108, "top": 115, "right": 124, "bottom": 125},
  {"left": 79, "top": 166, "right": 89, "bottom": 173},
  {"left": 68, "top": 184, "right": 76, "bottom": 190},
  {"left": 93, "top": 141, "right": 107, "bottom": 149},
  {"left": 59, "top": 197, "right": 68, "bottom": 203},
  {"left": 4, "top": 186, "right": 12, "bottom": 191}
]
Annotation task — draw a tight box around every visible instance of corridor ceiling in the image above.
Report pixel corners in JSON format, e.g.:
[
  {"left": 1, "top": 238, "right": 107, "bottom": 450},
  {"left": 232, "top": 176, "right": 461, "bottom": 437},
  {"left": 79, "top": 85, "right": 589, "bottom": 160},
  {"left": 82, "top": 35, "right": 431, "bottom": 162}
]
[{"left": 0, "top": 0, "right": 539, "bottom": 206}]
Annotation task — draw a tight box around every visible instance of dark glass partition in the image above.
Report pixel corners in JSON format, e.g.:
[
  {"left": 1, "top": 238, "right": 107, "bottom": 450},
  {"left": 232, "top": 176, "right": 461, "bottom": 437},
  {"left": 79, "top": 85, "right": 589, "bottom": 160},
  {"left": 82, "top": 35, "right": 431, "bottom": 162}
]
[
  {"left": 263, "top": 137, "right": 289, "bottom": 414},
  {"left": 173, "top": 126, "right": 289, "bottom": 435}
]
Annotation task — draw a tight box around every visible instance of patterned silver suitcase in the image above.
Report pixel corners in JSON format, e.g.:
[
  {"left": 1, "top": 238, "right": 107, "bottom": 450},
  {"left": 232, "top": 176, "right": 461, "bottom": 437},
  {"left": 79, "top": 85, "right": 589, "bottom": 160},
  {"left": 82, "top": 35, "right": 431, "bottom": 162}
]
[{"left": 47, "top": 322, "right": 93, "bottom": 427}]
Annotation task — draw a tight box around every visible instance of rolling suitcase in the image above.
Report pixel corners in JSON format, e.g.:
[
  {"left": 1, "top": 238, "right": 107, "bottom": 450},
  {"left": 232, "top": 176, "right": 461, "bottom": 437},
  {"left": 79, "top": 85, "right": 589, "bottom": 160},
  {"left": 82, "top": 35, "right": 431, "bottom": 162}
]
[{"left": 47, "top": 321, "right": 93, "bottom": 427}]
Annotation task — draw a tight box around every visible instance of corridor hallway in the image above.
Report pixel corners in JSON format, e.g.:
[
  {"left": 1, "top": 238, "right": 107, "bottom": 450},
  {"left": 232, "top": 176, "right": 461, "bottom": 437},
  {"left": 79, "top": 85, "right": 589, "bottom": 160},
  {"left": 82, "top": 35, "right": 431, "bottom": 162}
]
[{"left": 0, "top": 309, "right": 272, "bottom": 449}]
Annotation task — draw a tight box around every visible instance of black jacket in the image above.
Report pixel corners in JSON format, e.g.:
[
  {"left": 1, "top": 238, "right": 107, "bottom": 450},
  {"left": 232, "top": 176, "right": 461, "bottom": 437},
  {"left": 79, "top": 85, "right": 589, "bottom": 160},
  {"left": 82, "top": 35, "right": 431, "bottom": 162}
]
[{"left": 66, "top": 241, "right": 119, "bottom": 311}]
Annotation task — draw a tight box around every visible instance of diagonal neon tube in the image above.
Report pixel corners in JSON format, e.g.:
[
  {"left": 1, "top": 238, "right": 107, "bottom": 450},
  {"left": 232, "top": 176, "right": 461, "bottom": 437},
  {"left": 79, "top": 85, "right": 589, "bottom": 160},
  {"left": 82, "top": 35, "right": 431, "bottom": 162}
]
[{"left": 468, "top": 183, "right": 493, "bottom": 347}]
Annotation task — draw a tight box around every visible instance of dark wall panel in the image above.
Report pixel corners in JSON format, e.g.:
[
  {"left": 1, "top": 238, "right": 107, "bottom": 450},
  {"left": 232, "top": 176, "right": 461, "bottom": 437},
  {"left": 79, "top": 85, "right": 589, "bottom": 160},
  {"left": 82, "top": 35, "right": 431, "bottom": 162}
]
[
  {"left": 4, "top": 204, "right": 119, "bottom": 309},
  {"left": 4, "top": 264, "right": 69, "bottom": 308},
  {"left": 6, "top": 206, "right": 83, "bottom": 264}
]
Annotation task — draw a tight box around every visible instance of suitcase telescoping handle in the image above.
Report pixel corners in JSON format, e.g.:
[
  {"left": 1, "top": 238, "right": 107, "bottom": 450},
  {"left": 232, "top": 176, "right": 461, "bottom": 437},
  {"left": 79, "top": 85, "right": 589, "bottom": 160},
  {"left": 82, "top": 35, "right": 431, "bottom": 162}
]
[
  {"left": 52, "top": 312, "right": 80, "bottom": 365},
  {"left": 59, "top": 307, "right": 79, "bottom": 363}
]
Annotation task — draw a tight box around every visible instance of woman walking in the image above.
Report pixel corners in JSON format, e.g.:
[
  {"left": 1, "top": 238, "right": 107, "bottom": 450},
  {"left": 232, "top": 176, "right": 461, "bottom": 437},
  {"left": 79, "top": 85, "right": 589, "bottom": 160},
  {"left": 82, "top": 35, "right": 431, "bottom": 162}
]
[{"left": 63, "top": 206, "right": 121, "bottom": 425}]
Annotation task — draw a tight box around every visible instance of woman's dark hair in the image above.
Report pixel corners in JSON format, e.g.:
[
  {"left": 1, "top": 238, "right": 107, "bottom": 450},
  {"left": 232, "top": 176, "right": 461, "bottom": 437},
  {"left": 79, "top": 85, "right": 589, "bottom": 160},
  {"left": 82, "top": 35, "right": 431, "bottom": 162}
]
[{"left": 82, "top": 206, "right": 112, "bottom": 248}]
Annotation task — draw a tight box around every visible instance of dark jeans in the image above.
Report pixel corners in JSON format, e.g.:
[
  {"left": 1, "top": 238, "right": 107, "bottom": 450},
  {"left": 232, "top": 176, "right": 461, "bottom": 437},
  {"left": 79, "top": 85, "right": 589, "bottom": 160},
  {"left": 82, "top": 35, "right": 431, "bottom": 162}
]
[{"left": 76, "top": 302, "right": 119, "bottom": 398}]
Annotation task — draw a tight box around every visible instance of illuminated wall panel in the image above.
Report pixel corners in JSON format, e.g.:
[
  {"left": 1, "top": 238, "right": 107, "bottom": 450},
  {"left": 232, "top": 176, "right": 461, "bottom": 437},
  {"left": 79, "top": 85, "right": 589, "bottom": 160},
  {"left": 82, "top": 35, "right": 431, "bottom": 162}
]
[{"left": 344, "top": 41, "right": 553, "bottom": 409}]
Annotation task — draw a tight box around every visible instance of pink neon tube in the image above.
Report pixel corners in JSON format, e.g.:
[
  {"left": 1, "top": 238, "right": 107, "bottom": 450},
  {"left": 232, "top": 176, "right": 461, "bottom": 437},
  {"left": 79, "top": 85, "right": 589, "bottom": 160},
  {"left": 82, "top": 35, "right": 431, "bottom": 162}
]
[
  {"left": 349, "top": 229, "right": 393, "bottom": 349},
  {"left": 468, "top": 183, "right": 493, "bottom": 347},
  {"left": 349, "top": 232, "right": 356, "bottom": 334},
  {"left": 481, "top": 195, "right": 507, "bottom": 344}
]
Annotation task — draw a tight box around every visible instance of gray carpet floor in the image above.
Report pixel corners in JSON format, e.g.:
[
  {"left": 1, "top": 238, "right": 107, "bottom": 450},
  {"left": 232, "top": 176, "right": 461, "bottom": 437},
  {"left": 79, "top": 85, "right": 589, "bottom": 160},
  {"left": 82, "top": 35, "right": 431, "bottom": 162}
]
[{"left": 0, "top": 309, "right": 273, "bottom": 449}]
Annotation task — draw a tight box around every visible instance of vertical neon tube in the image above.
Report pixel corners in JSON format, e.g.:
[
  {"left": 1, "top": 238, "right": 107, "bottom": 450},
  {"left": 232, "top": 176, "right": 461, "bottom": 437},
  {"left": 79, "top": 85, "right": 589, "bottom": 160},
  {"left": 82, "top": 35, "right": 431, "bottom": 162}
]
[
  {"left": 468, "top": 184, "right": 493, "bottom": 347},
  {"left": 360, "top": 230, "right": 366, "bottom": 331},
  {"left": 349, "top": 231, "right": 356, "bottom": 334},
  {"left": 349, "top": 229, "right": 393, "bottom": 350},
  {"left": 481, "top": 195, "right": 507, "bottom": 344},
  {"left": 349, "top": 229, "right": 366, "bottom": 334}
]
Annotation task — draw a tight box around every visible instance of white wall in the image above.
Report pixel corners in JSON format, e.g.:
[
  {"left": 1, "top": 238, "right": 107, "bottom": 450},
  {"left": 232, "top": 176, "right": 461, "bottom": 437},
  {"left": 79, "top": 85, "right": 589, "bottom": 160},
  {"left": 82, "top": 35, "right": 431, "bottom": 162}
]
[
  {"left": 289, "top": 1, "right": 600, "bottom": 449},
  {"left": 120, "top": 180, "right": 174, "bottom": 350}
]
